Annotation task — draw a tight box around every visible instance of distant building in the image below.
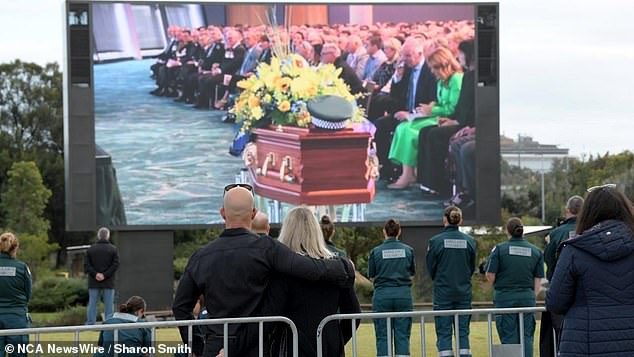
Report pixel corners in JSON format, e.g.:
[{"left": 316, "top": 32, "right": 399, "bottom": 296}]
[{"left": 501, "top": 135, "right": 570, "bottom": 172}]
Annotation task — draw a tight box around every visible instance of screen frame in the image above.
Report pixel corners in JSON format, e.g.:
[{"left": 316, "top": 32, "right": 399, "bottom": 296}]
[{"left": 64, "top": 0, "right": 500, "bottom": 231}]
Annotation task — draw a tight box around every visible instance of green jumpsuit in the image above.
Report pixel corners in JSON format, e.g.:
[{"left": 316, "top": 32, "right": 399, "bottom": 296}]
[
  {"left": 325, "top": 240, "right": 347, "bottom": 258},
  {"left": 368, "top": 238, "right": 416, "bottom": 357},
  {"left": 0, "top": 252, "right": 32, "bottom": 357},
  {"left": 94, "top": 312, "right": 152, "bottom": 357},
  {"left": 543, "top": 217, "right": 576, "bottom": 281},
  {"left": 486, "top": 236, "right": 544, "bottom": 357},
  {"left": 426, "top": 225, "right": 477, "bottom": 357},
  {"left": 542, "top": 216, "right": 576, "bottom": 354}
]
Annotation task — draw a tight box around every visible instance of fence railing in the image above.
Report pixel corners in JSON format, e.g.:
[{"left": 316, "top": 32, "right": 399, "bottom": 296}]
[
  {"left": 0, "top": 315, "right": 298, "bottom": 357},
  {"left": 316, "top": 307, "right": 549, "bottom": 357}
]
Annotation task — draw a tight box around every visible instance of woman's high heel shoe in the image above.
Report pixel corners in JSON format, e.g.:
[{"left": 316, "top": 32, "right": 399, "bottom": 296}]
[
  {"left": 387, "top": 177, "right": 417, "bottom": 190},
  {"left": 214, "top": 98, "right": 228, "bottom": 110}
]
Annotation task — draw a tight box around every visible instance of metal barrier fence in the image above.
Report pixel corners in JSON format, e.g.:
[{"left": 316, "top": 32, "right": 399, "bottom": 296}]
[
  {"left": 317, "top": 307, "right": 550, "bottom": 357},
  {"left": 0, "top": 316, "right": 298, "bottom": 357}
]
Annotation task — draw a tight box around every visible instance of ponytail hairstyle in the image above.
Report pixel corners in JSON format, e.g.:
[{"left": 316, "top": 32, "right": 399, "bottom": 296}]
[
  {"left": 384, "top": 218, "right": 401, "bottom": 238},
  {"left": 444, "top": 206, "right": 462, "bottom": 225},
  {"left": 0, "top": 232, "right": 19, "bottom": 256},
  {"left": 506, "top": 217, "right": 524, "bottom": 237},
  {"left": 320, "top": 215, "right": 335, "bottom": 242},
  {"left": 118, "top": 296, "right": 146, "bottom": 315}
]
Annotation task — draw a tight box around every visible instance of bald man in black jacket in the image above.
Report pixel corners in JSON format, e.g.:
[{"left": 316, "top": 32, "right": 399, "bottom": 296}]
[{"left": 172, "top": 185, "right": 355, "bottom": 356}]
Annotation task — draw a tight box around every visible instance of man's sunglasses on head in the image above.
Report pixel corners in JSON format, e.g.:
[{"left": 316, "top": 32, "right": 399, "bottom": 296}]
[
  {"left": 587, "top": 183, "right": 617, "bottom": 193},
  {"left": 223, "top": 183, "right": 253, "bottom": 196}
]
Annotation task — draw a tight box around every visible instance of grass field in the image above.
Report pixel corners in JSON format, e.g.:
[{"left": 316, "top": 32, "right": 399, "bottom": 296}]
[{"left": 25, "top": 320, "right": 541, "bottom": 356}]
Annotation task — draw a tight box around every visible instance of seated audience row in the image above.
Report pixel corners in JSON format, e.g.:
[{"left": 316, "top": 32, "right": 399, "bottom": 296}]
[{"left": 148, "top": 21, "right": 477, "bottom": 209}]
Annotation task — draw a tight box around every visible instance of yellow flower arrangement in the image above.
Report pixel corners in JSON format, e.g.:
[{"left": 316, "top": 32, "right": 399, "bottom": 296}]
[
  {"left": 277, "top": 100, "right": 291, "bottom": 112},
  {"left": 230, "top": 53, "right": 365, "bottom": 133}
]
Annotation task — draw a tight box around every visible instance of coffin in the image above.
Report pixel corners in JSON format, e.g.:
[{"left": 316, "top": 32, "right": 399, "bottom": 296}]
[{"left": 248, "top": 126, "right": 375, "bottom": 206}]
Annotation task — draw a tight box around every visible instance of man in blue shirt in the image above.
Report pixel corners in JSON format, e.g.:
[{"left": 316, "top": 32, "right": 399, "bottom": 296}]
[{"left": 362, "top": 36, "right": 387, "bottom": 82}]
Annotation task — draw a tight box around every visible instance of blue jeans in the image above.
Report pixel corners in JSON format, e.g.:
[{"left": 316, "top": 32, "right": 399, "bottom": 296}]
[
  {"left": 0, "top": 313, "right": 30, "bottom": 357},
  {"left": 86, "top": 288, "right": 115, "bottom": 325}
]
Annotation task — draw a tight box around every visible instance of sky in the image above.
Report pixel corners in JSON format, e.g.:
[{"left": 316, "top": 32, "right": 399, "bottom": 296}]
[{"left": 0, "top": 0, "right": 633, "bottom": 157}]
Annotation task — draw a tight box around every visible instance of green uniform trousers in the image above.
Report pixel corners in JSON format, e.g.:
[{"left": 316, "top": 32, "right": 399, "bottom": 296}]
[
  {"left": 0, "top": 313, "right": 29, "bottom": 357},
  {"left": 495, "top": 299, "right": 536, "bottom": 357},
  {"left": 433, "top": 300, "right": 472, "bottom": 356},
  {"left": 373, "top": 294, "right": 412, "bottom": 357}
]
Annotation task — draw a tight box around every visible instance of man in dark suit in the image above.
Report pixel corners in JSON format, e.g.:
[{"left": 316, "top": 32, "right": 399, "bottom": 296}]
[
  {"left": 258, "top": 35, "right": 272, "bottom": 65},
  {"left": 150, "top": 26, "right": 180, "bottom": 81},
  {"left": 195, "top": 29, "right": 245, "bottom": 109},
  {"left": 150, "top": 26, "right": 180, "bottom": 95},
  {"left": 180, "top": 27, "right": 225, "bottom": 104},
  {"left": 320, "top": 43, "right": 364, "bottom": 95},
  {"left": 374, "top": 37, "right": 437, "bottom": 182},
  {"left": 154, "top": 29, "right": 198, "bottom": 97},
  {"left": 174, "top": 31, "right": 204, "bottom": 102},
  {"left": 220, "top": 31, "right": 262, "bottom": 100}
]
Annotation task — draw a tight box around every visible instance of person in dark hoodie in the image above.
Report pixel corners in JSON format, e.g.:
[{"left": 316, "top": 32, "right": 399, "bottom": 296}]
[{"left": 546, "top": 184, "right": 634, "bottom": 357}]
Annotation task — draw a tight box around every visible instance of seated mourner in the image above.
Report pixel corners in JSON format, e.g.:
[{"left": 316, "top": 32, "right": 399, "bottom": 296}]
[{"left": 94, "top": 296, "right": 151, "bottom": 357}]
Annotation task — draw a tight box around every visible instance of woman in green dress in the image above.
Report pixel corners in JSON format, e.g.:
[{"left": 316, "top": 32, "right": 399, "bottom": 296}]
[{"left": 387, "top": 47, "right": 463, "bottom": 189}]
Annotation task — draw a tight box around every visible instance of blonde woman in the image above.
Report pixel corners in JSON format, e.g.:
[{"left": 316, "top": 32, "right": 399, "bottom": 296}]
[
  {"left": 367, "top": 37, "right": 403, "bottom": 121},
  {"left": 0, "top": 232, "right": 32, "bottom": 355},
  {"left": 387, "top": 47, "right": 463, "bottom": 189},
  {"left": 267, "top": 207, "right": 360, "bottom": 357},
  {"left": 373, "top": 37, "right": 402, "bottom": 89}
]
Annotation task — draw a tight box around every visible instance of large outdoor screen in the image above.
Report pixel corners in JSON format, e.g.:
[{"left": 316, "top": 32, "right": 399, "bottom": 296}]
[{"left": 66, "top": 2, "right": 499, "bottom": 228}]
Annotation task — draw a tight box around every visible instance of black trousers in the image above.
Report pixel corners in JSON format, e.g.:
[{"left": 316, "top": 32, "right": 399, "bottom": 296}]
[
  {"left": 204, "top": 326, "right": 262, "bottom": 357},
  {"left": 176, "top": 64, "right": 197, "bottom": 87},
  {"left": 183, "top": 71, "right": 202, "bottom": 102},
  {"left": 197, "top": 73, "right": 225, "bottom": 108},
  {"left": 374, "top": 114, "right": 401, "bottom": 180},
  {"left": 367, "top": 93, "right": 398, "bottom": 123},
  {"left": 539, "top": 311, "right": 564, "bottom": 357},
  {"left": 156, "top": 65, "right": 181, "bottom": 92},
  {"left": 150, "top": 62, "right": 162, "bottom": 78},
  {"left": 417, "top": 125, "right": 461, "bottom": 195}
]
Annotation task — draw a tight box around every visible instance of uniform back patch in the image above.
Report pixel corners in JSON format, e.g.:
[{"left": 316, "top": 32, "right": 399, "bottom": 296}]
[
  {"left": 0, "top": 266, "right": 17, "bottom": 277},
  {"left": 382, "top": 249, "right": 406, "bottom": 259},
  {"left": 444, "top": 239, "right": 468, "bottom": 249},
  {"left": 509, "top": 246, "right": 532, "bottom": 257}
]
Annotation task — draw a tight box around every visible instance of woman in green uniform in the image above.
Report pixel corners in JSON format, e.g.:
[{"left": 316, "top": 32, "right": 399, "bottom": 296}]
[
  {"left": 368, "top": 219, "right": 416, "bottom": 357},
  {"left": 320, "top": 215, "right": 347, "bottom": 258},
  {"left": 387, "top": 47, "right": 463, "bottom": 189},
  {"left": 94, "top": 296, "right": 151, "bottom": 357},
  {"left": 486, "top": 217, "right": 544, "bottom": 357},
  {"left": 0, "top": 232, "right": 32, "bottom": 357},
  {"left": 426, "top": 206, "right": 477, "bottom": 357}
]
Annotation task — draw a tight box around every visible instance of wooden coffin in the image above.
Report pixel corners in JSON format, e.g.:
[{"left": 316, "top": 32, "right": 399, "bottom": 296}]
[{"left": 248, "top": 126, "right": 375, "bottom": 206}]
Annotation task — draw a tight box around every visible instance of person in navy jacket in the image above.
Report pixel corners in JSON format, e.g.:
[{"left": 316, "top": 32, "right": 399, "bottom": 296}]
[{"left": 546, "top": 184, "right": 634, "bottom": 356}]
